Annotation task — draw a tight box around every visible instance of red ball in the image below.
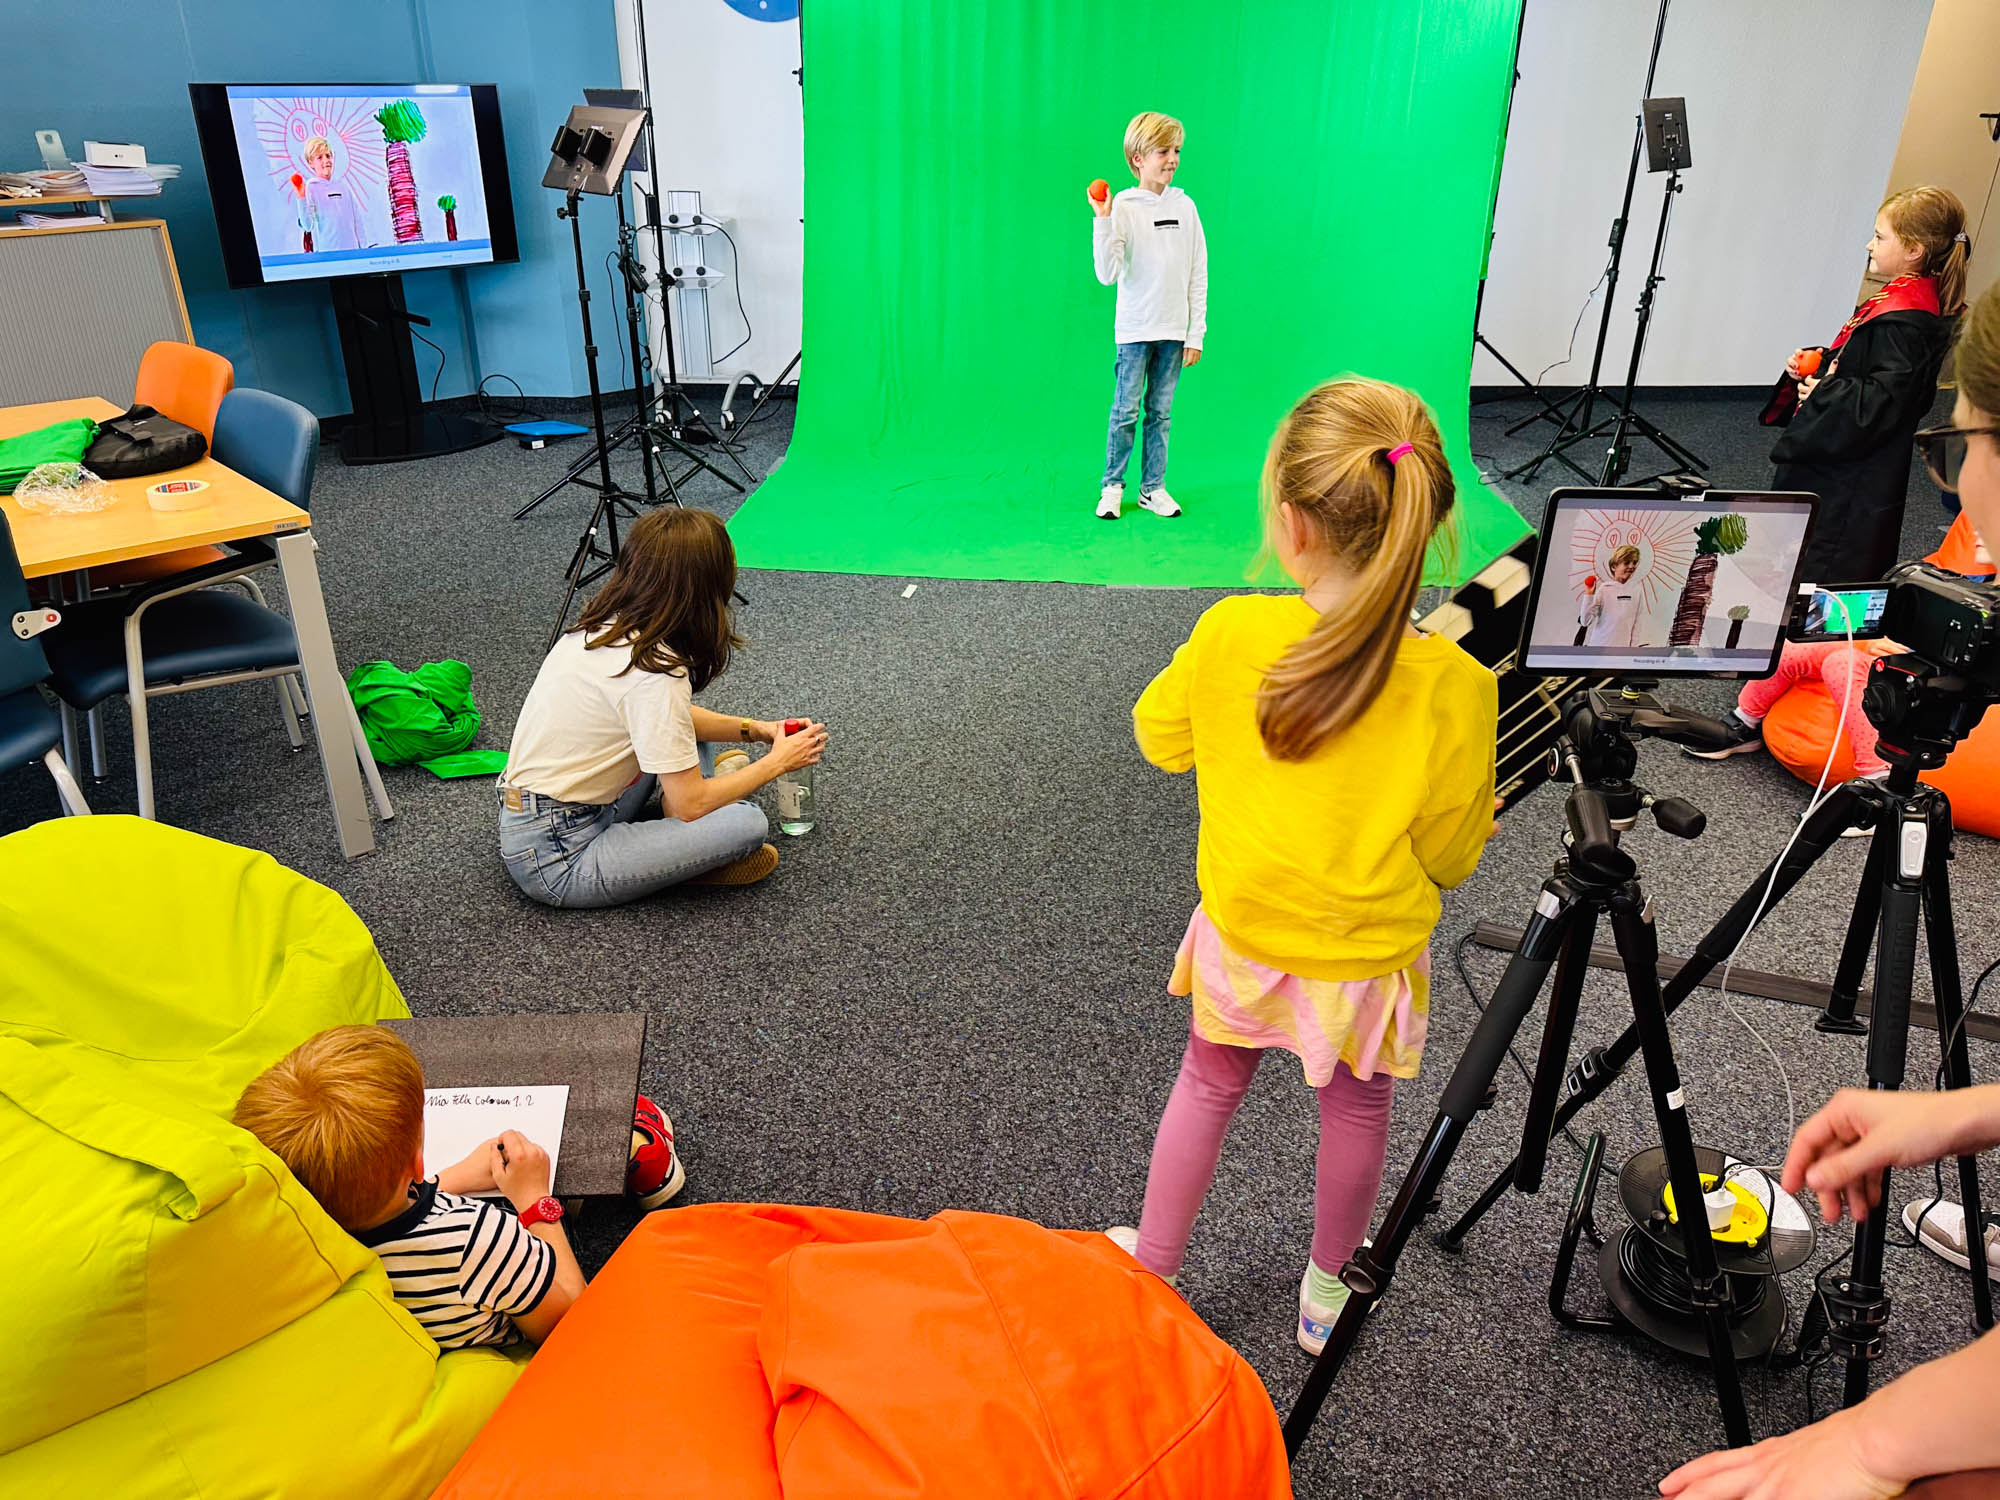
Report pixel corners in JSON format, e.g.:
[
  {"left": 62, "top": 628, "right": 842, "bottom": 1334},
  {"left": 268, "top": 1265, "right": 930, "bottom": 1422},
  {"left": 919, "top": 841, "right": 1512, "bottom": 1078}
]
[
  {"left": 1796, "top": 347, "right": 1822, "bottom": 377},
  {"left": 1088, "top": 178, "right": 1110, "bottom": 202}
]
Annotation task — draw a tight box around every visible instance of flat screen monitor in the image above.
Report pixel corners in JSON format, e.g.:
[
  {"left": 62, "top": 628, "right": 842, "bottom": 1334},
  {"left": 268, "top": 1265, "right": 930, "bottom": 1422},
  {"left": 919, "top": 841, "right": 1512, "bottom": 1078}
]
[
  {"left": 1518, "top": 489, "right": 1818, "bottom": 679},
  {"left": 189, "top": 83, "right": 519, "bottom": 288}
]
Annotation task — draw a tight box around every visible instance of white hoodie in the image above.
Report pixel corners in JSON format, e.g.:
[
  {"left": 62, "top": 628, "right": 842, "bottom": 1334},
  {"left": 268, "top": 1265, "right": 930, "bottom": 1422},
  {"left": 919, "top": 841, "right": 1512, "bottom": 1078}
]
[{"left": 1092, "top": 185, "right": 1208, "bottom": 349}]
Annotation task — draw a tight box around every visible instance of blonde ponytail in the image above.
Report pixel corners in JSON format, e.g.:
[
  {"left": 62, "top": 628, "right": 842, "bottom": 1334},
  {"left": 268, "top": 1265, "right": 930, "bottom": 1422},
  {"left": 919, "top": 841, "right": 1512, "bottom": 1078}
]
[
  {"left": 1882, "top": 185, "right": 1970, "bottom": 315},
  {"left": 1256, "top": 379, "right": 1457, "bottom": 761}
]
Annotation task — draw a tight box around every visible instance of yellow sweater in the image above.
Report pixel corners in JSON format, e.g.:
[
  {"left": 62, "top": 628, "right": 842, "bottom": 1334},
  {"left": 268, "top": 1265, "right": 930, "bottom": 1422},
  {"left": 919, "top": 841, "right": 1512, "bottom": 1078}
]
[{"left": 1134, "top": 594, "right": 1498, "bottom": 981}]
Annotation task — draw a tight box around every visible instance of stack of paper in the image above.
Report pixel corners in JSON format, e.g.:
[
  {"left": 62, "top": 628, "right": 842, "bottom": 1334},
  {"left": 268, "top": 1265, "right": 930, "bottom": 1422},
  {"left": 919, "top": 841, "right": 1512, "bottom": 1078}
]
[
  {"left": 13, "top": 211, "right": 106, "bottom": 227},
  {"left": 0, "top": 168, "right": 87, "bottom": 196},
  {"left": 140, "top": 164, "right": 182, "bottom": 183},
  {"left": 78, "top": 164, "right": 161, "bottom": 197}
]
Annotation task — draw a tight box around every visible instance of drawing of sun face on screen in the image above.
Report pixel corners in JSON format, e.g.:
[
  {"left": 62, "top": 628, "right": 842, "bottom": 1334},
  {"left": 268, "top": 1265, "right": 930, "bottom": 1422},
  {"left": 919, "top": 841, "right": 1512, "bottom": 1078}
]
[
  {"left": 252, "top": 96, "right": 388, "bottom": 253},
  {"left": 1566, "top": 507, "right": 1698, "bottom": 649}
]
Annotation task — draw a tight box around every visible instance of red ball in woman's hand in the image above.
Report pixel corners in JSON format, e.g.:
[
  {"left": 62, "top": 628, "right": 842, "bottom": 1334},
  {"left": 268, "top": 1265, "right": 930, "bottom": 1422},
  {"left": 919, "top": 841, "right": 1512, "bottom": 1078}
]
[{"left": 1088, "top": 178, "right": 1110, "bottom": 203}]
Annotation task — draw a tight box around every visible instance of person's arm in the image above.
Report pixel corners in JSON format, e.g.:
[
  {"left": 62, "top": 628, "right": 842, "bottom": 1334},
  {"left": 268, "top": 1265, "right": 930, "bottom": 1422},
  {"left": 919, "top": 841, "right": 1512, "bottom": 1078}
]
[
  {"left": 434, "top": 1139, "right": 498, "bottom": 1196},
  {"left": 1408, "top": 672, "right": 1500, "bottom": 890},
  {"left": 689, "top": 706, "right": 788, "bottom": 745},
  {"left": 1093, "top": 197, "right": 1128, "bottom": 286},
  {"left": 488, "top": 1130, "right": 586, "bottom": 1345},
  {"left": 1774, "top": 319, "right": 1938, "bottom": 466},
  {"left": 657, "top": 718, "right": 826, "bottom": 822},
  {"left": 1185, "top": 202, "right": 1208, "bottom": 356},
  {"left": 1132, "top": 621, "right": 1203, "bottom": 772}
]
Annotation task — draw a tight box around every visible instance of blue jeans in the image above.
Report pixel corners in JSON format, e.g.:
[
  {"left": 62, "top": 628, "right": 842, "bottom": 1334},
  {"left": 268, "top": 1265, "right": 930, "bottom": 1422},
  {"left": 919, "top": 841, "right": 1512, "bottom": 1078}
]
[
  {"left": 497, "top": 744, "right": 769, "bottom": 909},
  {"left": 1103, "top": 340, "right": 1183, "bottom": 494}
]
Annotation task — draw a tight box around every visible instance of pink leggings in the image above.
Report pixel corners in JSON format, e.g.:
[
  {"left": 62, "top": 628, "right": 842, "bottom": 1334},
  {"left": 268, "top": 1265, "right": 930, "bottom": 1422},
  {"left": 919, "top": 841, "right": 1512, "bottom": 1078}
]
[
  {"left": 1135, "top": 1025, "right": 1396, "bottom": 1278},
  {"left": 1738, "top": 641, "right": 1886, "bottom": 778}
]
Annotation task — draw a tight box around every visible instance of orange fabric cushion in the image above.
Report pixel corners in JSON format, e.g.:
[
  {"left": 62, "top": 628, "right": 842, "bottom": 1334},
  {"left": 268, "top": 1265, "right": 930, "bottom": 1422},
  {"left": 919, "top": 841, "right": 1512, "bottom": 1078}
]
[
  {"left": 432, "top": 1204, "right": 1291, "bottom": 1500},
  {"left": 134, "top": 341, "right": 234, "bottom": 443},
  {"left": 1762, "top": 679, "right": 2000, "bottom": 838}
]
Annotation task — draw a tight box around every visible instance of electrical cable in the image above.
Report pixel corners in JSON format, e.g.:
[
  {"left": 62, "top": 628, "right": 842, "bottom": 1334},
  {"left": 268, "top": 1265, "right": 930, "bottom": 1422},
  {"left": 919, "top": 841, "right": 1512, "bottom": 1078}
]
[
  {"left": 474, "top": 373, "right": 533, "bottom": 430},
  {"left": 1535, "top": 260, "right": 1613, "bottom": 388},
  {"left": 410, "top": 325, "right": 448, "bottom": 407}
]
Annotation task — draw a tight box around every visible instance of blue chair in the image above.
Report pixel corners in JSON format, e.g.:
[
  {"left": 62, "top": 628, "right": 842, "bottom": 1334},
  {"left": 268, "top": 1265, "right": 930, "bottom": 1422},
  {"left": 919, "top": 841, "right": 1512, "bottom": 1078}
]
[
  {"left": 0, "top": 511, "right": 89, "bottom": 818},
  {"left": 43, "top": 388, "right": 390, "bottom": 824}
]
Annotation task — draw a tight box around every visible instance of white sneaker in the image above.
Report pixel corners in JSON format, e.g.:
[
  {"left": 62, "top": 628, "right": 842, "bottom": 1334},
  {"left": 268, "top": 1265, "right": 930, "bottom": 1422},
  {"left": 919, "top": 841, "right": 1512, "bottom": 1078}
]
[
  {"left": 1097, "top": 484, "right": 1123, "bottom": 520},
  {"left": 1138, "top": 488, "right": 1181, "bottom": 518},
  {"left": 1298, "top": 1264, "right": 1351, "bottom": 1357},
  {"left": 1903, "top": 1198, "right": 2000, "bottom": 1277},
  {"left": 1103, "top": 1225, "right": 1177, "bottom": 1287}
]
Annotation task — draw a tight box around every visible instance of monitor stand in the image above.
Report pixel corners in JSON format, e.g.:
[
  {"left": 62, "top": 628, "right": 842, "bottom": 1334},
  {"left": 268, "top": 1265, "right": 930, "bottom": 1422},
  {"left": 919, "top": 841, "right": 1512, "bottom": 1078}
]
[{"left": 329, "top": 273, "right": 503, "bottom": 466}]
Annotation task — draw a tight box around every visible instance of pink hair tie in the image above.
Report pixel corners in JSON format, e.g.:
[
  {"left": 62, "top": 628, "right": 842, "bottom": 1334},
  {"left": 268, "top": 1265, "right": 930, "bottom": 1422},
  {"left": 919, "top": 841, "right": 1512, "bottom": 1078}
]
[{"left": 1385, "top": 442, "right": 1416, "bottom": 464}]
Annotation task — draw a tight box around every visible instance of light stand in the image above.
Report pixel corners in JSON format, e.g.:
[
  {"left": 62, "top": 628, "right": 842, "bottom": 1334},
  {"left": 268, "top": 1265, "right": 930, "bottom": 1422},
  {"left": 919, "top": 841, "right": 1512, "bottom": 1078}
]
[
  {"left": 629, "top": 0, "right": 757, "bottom": 488},
  {"left": 1503, "top": 0, "right": 1705, "bottom": 488}
]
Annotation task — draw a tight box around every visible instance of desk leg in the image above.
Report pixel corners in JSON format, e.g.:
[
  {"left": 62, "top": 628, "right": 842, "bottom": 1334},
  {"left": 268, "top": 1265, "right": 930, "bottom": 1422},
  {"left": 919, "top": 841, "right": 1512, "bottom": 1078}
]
[{"left": 276, "top": 531, "right": 375, "bottom": 859}]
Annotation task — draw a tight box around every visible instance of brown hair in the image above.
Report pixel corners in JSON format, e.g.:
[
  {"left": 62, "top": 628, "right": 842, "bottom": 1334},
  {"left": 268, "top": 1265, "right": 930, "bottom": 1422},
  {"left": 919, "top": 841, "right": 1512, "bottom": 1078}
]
[
  {"left": 575, "top": 507, "right": 741, "bottom": 690},
  {"left": 232, "top": 1025, "right": 424, "bottom": 1231},
  {"left": 1257, "top": 378, "right": 1457, "bottom": 761},
  {"left": 1957, "top": 284, "right": 2000, "bottom": 419},
  {"left": 1882, "top": 185, "right": 1970, "bottom": 316}
]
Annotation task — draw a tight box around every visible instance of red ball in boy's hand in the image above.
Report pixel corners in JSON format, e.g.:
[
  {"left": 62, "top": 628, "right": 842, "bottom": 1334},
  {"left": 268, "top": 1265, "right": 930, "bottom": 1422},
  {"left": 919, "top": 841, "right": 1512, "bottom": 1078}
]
[{"left": 1088, "top": 178, "right": 1110, "bottom": 203}]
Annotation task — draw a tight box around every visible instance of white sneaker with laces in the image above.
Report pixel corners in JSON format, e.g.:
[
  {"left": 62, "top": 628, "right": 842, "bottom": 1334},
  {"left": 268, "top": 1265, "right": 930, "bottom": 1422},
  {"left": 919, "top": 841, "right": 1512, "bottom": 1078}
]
[
  {"left": 1138, "top": 488, "right": 1181, "bottom": 518},
  {"left": 1097, "top": 484, "right": 1123, "bottom": 520},
  {"left": 1298, "top": 1264, "right": 1351, "bottom": 1356}
]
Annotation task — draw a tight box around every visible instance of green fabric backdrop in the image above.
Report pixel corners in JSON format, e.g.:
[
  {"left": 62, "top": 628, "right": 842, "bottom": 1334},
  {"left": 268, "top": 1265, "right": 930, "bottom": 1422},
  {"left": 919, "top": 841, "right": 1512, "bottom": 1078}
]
[{"left": 729, "top": 0, "right": 1530, "bottom": 588}]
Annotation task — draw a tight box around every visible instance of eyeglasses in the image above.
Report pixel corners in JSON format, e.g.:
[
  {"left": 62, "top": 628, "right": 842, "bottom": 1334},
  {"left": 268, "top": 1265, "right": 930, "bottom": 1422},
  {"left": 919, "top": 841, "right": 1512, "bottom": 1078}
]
[{"left": 1914, "top": 423, "right": 2000, "bottom": 492}]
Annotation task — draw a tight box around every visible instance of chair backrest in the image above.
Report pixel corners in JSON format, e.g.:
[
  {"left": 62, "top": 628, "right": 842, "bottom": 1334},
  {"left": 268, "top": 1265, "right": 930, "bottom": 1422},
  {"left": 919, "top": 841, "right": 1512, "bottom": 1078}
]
[
  {"left": 134, "top": 341, "right": 235, "bottom": 444},
  {"left": 0, "top": 510, "right": 53, "bottom": 700},
  {"left": 209, "top": 387, "right": 319, "bottom": 511}
]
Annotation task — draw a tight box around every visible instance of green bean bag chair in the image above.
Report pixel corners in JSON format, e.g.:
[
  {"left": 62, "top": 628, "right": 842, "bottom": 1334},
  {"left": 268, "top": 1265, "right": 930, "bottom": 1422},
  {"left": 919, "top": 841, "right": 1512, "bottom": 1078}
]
[{"left": 0, "top": 816, "right": 522, "bottom": 1499}]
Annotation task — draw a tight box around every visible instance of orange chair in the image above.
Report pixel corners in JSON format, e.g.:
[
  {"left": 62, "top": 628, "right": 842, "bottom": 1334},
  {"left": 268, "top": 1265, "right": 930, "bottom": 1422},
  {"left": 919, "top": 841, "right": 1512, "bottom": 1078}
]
[
  {"left": 93, "top": 342, "right": 238, "bottom": 588},
  {"left": 434, "top": 1204, "right": 1294, "bottom": 1500}
]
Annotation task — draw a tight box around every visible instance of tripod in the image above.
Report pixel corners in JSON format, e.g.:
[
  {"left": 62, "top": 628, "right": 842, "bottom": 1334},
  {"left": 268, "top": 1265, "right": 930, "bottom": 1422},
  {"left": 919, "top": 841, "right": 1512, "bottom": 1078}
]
[
  {"left": 1503, "top": 0, "right": 1703, "bottom": 488},
  {"left": 1433, "top": 660, "right": 1996, "bottom": 1408},
  {"left": 1283, "top": 687, "right": 1754, "bottom": 1458},
  {"left": 545, "top": 188, "right": 643, "bottom": 652}
]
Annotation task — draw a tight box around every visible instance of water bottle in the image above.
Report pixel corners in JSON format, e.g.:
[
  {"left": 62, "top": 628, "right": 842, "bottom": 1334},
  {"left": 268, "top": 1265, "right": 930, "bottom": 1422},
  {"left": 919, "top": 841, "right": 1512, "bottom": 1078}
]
[{"left": 774, "top": 718, "right": 816, "bottom": 836}]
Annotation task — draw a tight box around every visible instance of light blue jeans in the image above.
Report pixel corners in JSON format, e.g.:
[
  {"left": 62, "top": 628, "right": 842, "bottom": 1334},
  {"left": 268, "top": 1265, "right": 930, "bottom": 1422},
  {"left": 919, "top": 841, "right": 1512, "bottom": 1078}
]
[
  {"left": 1103, "top": 339, "right": 1183, "bottom": 494},
  {"left": 497, "top": 744, "right": 769, "bottom": 909}
]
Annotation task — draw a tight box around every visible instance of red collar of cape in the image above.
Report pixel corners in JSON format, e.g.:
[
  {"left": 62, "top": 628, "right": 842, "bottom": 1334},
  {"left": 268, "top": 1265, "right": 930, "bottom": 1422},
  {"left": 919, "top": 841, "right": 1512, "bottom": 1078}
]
[{"left": 1830, "top": 275, "right": 1940, "bottom": 351}]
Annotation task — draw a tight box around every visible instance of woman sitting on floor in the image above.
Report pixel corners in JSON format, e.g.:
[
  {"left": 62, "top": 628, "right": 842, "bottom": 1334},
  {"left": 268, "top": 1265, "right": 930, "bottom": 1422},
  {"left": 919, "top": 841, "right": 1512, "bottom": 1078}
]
[{"left": 497, "top": 508, "right": 827, "bottom": 906}]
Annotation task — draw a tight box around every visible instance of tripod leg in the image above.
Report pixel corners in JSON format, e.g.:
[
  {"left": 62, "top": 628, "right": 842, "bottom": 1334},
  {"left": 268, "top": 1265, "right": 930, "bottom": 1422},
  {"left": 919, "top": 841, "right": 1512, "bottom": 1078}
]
[
  {"left": 1608, "top": 892, "right": 1752, "bottom": 1447},
  {"left": 1516, "top": 898, "right": 1597, "bottom": 1193},
  {"left": 1820, "top": 792, "right": 1892, "bottom": 1033},
  {"left": 1920, "top": 797, "right": 1996, "bottom": 1332},
  {"left": 1441, "top": 783, "right": 1868, "bottom": 1249},
  {"left": 1283, "top": 883, "right": 1580, "bottom": 1456},
  {"left": 1840, "top": 800, "right": 1925, "bottom": 1407}
]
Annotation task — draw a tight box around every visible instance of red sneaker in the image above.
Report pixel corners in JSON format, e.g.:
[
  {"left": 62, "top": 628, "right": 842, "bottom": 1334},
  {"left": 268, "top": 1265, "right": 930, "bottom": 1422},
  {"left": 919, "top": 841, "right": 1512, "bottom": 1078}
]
[{"left": 628, "top": 1095, "right": 686, "bottom": 1209}]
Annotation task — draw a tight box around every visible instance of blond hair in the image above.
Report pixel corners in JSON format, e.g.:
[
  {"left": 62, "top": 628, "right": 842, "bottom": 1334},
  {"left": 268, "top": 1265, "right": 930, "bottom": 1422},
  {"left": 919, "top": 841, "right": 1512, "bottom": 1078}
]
[
  {"left": 1257, "top": 378, "right": 1457, "bottom": 761},
  {"left": 1956, "top": 284, "right": 2000, "bottom": 419},
  {"left": 233, "top": 1025, "right": 424, "bottom": 1230},
  {"left": 304, "top": 136, "right": 333, "bottom": 162},
  {"left": 1882, "top": 185, "right": 1970, "bottom": 316},
  {"left": 1608, "top": 544, "right": 1641, "bottom": 569},
  {"left": 1123, "top": 111, "right": 1184, "bottom": 174}
]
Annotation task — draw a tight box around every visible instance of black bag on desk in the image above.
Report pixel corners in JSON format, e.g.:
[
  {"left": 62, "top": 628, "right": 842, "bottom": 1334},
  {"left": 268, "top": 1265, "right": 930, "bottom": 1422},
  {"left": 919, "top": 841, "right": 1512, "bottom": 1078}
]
[{"left": 83, "top": 405, "right": 207, "bottom": 478}]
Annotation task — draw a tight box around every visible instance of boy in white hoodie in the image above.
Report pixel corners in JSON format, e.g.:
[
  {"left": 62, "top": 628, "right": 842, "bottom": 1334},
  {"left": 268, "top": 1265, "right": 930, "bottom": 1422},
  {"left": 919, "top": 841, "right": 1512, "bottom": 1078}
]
[{"left": 1090, "top": 111, "right": 1208, "bottom": 520}]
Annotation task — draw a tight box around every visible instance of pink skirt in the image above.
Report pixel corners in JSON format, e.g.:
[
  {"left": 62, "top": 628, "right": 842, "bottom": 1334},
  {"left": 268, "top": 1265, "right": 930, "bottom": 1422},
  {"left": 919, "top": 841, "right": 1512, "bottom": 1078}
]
[{"left": 1170, "top": 906, "right": 1430, "bottom": 1086}]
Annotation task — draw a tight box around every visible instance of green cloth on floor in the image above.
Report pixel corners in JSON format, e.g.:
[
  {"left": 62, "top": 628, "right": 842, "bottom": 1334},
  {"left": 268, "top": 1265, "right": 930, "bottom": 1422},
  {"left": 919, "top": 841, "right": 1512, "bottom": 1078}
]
[
  {"left": 0, "top": 418, "right": 98, "bottom": 494},
  {"left": 418, "top": 749, "right": 510, "bottom": 780},
  {"left": 346, "top": 659, "right": 497, "bottom": 775}
]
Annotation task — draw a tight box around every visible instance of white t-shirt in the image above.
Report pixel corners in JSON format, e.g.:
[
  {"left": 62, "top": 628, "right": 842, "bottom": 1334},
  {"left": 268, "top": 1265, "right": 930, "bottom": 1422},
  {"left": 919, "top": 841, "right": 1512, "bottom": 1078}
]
[
  {"left": 501, "top": 630, "right": 700, "bottom": 805},
  {"left": 1092, "top": 186, "right": 1208, "bottom": 348}
]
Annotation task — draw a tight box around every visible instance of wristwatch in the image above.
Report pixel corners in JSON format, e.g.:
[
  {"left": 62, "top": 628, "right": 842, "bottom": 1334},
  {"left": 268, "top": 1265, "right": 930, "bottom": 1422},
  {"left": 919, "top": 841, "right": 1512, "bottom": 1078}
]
[{"left": 518, "top": 1196, "right": 564, "bottom": 1230}]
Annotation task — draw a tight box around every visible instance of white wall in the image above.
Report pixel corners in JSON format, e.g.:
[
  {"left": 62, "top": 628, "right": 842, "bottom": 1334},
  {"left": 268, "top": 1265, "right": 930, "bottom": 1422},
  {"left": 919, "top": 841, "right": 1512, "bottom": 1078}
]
[
  {"left": 1473, "top": 0, "right": 1933, "bottom": 390},
  {"left": 616, "top": 0, "right": 803, "bottom": 390}
]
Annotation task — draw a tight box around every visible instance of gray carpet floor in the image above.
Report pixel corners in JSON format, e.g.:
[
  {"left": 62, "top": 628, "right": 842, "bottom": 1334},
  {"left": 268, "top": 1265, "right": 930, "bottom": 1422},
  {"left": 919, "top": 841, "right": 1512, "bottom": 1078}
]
[{"left": 9, "top": 386, "right": 1998, "bottom": 1499}]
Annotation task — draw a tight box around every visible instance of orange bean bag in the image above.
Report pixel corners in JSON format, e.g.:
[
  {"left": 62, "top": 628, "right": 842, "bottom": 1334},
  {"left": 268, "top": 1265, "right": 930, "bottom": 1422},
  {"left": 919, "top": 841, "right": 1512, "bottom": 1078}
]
[
  {"left": 432, "top": 1204, "right": 1292, "bottom": 1500},
  {"left": 1761, "top": 515, "right": 2000, "bottom": 836}
]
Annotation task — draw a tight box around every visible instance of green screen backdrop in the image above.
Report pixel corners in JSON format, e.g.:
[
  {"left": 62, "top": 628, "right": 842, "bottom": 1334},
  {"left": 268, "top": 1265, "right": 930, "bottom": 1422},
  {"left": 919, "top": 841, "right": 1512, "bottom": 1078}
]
[{"left": 729, "top": 0, "right": 1531, "bottom": 589}]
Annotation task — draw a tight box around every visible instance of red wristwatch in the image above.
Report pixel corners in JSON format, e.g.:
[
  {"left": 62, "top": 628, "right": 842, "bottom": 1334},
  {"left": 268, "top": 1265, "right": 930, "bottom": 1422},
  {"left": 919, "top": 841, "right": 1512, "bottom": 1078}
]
[{"left": 518, "top": 1196, "right": 564, "bottom": 1229}]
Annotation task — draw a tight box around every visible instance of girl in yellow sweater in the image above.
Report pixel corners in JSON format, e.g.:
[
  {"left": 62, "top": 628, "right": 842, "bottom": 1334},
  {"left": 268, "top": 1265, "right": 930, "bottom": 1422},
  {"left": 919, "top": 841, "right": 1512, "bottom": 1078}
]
[{"left": 1108, "top": 378, "right": 1497, "bottom": 1356}]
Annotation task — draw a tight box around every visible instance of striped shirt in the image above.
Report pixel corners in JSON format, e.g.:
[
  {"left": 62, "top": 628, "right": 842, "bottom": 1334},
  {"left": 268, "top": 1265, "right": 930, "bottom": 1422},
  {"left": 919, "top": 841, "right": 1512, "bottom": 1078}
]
[{"left": 353, "top": 1181, "right": 557, "bottom": 1349}]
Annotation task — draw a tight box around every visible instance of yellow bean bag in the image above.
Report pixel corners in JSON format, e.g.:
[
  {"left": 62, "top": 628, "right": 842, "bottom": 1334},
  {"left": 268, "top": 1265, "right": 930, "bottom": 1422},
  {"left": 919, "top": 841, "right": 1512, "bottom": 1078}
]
[{"left": 0, "top": 816, "right": 521, "bottom": 1499}]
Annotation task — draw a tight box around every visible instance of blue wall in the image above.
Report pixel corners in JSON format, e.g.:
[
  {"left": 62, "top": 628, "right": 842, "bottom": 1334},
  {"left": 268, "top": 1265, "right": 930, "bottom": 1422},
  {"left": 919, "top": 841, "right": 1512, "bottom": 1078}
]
[{"left": 2, "top": 0, "right": 620, "bottom": 415}]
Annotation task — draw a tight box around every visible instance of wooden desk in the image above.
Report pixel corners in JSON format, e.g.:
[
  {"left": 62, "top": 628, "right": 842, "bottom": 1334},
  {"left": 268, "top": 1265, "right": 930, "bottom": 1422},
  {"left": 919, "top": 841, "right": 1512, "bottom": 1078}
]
[{"left": 1, "top": 397, "right": 376, "bottom": 857}]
